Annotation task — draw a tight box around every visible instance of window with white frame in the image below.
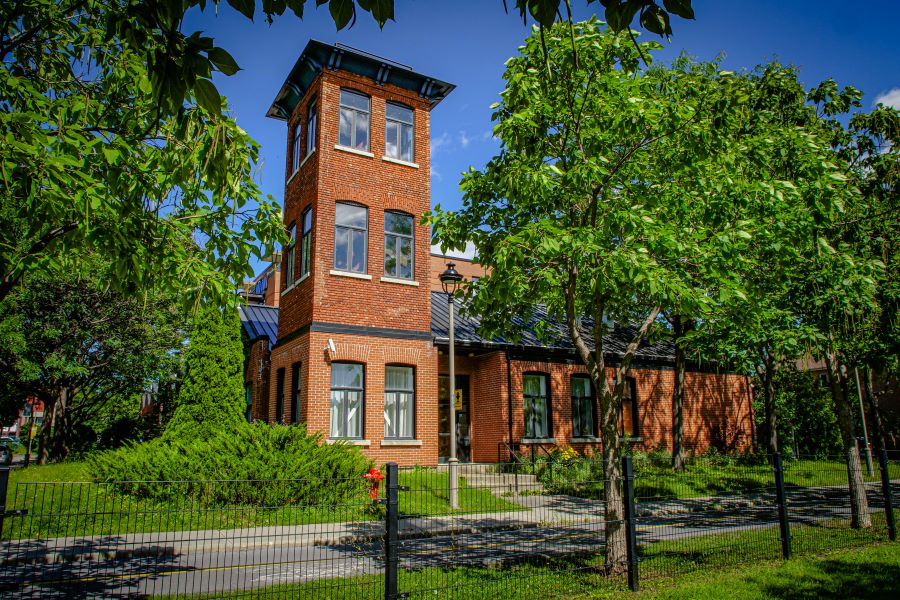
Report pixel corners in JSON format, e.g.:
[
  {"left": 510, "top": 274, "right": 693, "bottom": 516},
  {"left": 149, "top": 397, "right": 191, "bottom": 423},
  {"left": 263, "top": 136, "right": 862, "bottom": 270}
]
[
  {"left": 523, "top": 373, "right": 551, "bottom": 439},
  {"left": 384, "top": 365, "right": 414, "bottom": 439},
  {"left": 291, "top": 123, "right": 301, "bottom": 174},
  {"left": 338, "top": 89, "right": 370, "bottom": 151},
  {"left": 283, "top": 223, "right": 296, "bottom": 284},
  {"left": 571, "top": 376, "right": 596, "bottom": 437},
  {"left": 384, "top": 211, "right": 413, "bottom": 279},
  {"left": 330, "top": 363, "right": 364, "bottom": 438},
  {"left": 305, "top": 98, "right": 317, "bottom": 157},
  {"left": 299, "top": 207, "right": 312, "bottom": 278},
  {"left": 334, "top": 202, "right": 367, "bottom": 273},
  {"left": 385, "top": 103, "right": 414, "bottom": 162}
]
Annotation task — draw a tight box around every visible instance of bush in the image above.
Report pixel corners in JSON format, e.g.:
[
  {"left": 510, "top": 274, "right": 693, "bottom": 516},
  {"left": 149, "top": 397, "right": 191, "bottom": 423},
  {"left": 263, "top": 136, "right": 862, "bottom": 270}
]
[{"left": 89, "top": 422, "right": 373, "bottom": 507}]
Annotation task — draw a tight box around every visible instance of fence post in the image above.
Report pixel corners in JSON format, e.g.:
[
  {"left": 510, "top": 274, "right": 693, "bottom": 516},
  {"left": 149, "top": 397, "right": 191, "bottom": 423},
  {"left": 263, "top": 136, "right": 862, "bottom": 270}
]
[
  {"left": 773, "top": 453, "right": 792, "bottom": 559},
  {"left": 0, "top": 466, "right": 9, "bottom": 541},
  {"left": 384, "top": 462, "right": 400, "bottom": 600},
  {"left": 622, "top": 454, "right": 639, "bottom": 592},
  {"left": 878, "top": 449, "right": 896, "bottom": 542}
]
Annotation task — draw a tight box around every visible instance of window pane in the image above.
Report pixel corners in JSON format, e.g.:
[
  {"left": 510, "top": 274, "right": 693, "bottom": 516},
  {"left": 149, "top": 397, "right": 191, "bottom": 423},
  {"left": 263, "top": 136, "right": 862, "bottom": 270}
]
[
  {"left": 386, "top": 103, "right": 413, "bottom": 124},
  {"left": 339, "top": 108, "right": 353, "bottom": 147},
  {"left": 351, "top": 229, "right": 366, "bottom": 272},
  {"left": 384, "top": 235, "right": 397, "bottom": 276},
  {"left": 400, "top": 124, "right": 413, "bottom": 161},
  {"left": 355, "top": 114, "right": 369, "bottom": 150},
  {"left": 398, "top": 392, "right": 413, "bottom": 438},
  {"left": 330, "top": 391, "right": 342, "bottom": 436},
  {"left": 386, "top": 366, "right": 413, "bottom": 390},
  {"left": 384, "top": 392, "right": 397, "bottom": 438},
  {"left": 346, "top": 391, "right": 362, "bottom": 437},
  {"left": 341, "top": 89, "right": 370, "bottom": 112},
  {"left": 300, "top": 235, "right": 311, "bottom": 276},
  {"left": 302, "top": 209, "right": 313, "bottom": 232},
  {"left": 334, "top": 227, "right": 349, "bottom": 270},
  {"left": 332, "top": 363, "right": 363, "bottom": 388},
  {"left": 399, "top": 237, "right": 412, "bottom": 279},
  {"left": 386, "top": 212, "right": 413, "bottom": 236},
  {"left": 385, "top": 121, "right": 398, "bottom": 158},
  {"left": 336, "top": 203, "right": 367, "bottom": 229}
]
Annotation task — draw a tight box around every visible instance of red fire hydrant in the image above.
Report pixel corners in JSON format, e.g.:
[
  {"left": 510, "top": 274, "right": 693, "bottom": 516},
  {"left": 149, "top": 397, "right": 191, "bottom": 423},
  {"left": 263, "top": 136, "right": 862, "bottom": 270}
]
[{"left": 363, "top": 468, "right": 385, "bottom": 501}]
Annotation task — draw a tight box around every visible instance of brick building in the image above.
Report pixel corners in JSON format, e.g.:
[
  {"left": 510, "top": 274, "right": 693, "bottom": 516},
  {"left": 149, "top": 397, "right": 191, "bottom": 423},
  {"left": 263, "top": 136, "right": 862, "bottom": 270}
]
[{"left": 238, "top": 40, "right": 754, "bottom": 466}]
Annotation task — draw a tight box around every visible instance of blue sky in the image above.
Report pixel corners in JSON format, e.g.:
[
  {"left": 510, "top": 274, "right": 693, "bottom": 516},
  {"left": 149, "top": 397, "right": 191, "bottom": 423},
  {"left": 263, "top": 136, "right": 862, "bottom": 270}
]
[{"left": 184, "top": 0, "right": 900, "bottom": 271}]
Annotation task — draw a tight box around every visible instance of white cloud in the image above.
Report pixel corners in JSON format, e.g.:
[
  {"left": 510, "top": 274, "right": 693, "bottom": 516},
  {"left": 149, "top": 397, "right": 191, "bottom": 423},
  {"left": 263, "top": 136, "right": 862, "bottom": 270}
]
[
  {"left": 430, "top": 166, "right": 443, "bottom": 182},
  {"left": 874, "top": 88, "right": 900, "bottom": 109},
  {"left": 458, "top": 130, "right": 471, "bottom": 149},
  {"left": 431, "top": 132, "right": 451, "bottom": 158}
]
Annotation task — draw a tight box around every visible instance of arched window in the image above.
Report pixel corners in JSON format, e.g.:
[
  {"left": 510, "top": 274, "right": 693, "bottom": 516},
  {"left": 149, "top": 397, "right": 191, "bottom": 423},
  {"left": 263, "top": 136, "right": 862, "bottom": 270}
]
[
  {"left": 338, "top": 89, "right": 370, "bottom": 151},
  {"left": 385, "top": 102, "right": 414, "bottom": 162},
  {"left": 384, "top": 365, "right": 415, "bottom": 439},
  {"left": 334, "top": 202, "right": 367, "bottom": 273},
  {"left": 384, "top": 211, "right": 413, "bottom": 279},
  {"left": 571, "top": 376, "right": 596, "bottom": 438},
  {"left": 523, "top": 373, "right": 551, "bottom": 439}
]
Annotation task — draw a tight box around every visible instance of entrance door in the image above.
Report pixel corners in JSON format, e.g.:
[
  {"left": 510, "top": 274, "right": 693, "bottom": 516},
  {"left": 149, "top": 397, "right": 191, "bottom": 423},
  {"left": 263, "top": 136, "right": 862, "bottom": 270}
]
[{"left": 439, "top": 375, "right": 470, "bottom": 463}]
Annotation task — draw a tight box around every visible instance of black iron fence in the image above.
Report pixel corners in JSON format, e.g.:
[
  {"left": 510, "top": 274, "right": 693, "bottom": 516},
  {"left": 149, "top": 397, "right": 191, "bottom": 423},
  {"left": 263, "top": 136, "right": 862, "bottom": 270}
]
[{"left": 0, "top": 452, "right": 896, "bottom": 598}]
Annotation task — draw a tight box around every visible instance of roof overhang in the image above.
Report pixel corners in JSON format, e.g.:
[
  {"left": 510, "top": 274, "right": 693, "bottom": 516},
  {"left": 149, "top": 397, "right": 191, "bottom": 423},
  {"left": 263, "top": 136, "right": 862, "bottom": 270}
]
[{"left": 267, "top": 40, "right": 456, "bottom": 121}]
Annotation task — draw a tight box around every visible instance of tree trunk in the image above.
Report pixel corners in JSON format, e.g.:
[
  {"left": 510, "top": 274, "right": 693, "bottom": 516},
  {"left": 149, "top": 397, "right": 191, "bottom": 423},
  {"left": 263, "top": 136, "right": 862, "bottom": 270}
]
[
  {"left": 824, "top": 352, "right": 871, "bottom": 528},
  {"left": 600, "top": 388, "right": 627, "bottom": 574},
  {"left": 671, "top": 316, "right": 689, "bottom": 472},
  {"left": 49, "top": 387, "right": 71, "bottom": 461},
  {"left": 861, "top": 368, "right": 885, "bottom": 454},
  {"left": 37, "top": 392, "right": 57, "bottom": 465}
]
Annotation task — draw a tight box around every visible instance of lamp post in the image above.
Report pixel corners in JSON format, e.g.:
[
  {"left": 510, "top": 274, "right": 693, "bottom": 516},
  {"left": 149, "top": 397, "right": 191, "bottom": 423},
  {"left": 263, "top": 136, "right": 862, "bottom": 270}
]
[{"left": 440, "top": 262, "right": 463, "bottom": 510}]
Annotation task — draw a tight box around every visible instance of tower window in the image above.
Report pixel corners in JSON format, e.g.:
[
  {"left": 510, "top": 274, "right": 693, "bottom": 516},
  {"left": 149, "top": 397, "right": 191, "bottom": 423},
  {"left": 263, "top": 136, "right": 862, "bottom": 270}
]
[
  {"left": 305, "top": 98, "right": 317, "bottom": 157},
  {"left": 385, "top": 103, "right": 414, "bottom": 162},
  {"left": 338, "top": 89, "right": 370, "bottom": 151},
  {"left": 299, "top": 207, "right": 313, "bottom": 279},
  {"left": 283, "top": 222, "right": 296, "bottom": 285},
  {"left": 291, "top": 122, "right": 301, "bottom": 174},
  {"left": 384, "top": 211, "right": 413, "bottom": 279},
  {"left": 334, "top": 202, "right": 368, "bottom": 273}
]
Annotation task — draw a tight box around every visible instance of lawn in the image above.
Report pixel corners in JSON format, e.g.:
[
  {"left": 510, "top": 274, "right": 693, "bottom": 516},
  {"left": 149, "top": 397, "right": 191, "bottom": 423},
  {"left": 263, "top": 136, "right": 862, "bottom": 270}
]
[
  {"left": 1, "top": 462, "right": 520, "bottom": 540},
  {"left": 156, "top": 524, "right": 899, "bottom": 599},
  {"left": 534, "top": 455, "right": 900, "bottom": 501}
]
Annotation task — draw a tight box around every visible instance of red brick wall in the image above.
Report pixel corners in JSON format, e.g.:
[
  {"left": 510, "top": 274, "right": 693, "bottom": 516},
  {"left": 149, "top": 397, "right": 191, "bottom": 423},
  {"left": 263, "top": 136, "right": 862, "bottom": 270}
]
[
  {"left": 440, "top": 352, "right": 754, "bottom": 462},
  {"left": 244, "top": 338, "right": 271, "bottom": 422},
  {"left": 270, "top": 331, "right": 439, "bottom": 466},
  {"left": 429, "top": 255, "right": 487, "bottom": 292}
]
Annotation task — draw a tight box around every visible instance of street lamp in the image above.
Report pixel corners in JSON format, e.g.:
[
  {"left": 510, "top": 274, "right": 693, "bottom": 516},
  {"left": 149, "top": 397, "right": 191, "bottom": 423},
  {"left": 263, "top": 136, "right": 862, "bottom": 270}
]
[{"left": 440, "top": 262, "right": 463, "bottom": 509}]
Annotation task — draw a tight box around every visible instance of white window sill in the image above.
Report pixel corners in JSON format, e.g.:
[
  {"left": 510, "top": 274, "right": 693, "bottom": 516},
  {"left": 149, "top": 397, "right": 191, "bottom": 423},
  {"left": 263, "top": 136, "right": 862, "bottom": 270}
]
[
  {"left": 382, "top": 156, "right": 419, "bottom": 169},
  {"left": 286, "top": 167, "right": 300, "bottom": 186},
  {"left": 300, "top": 148, "right": 315, "bottom": 167},
  {"left": 380, "top": 276, "right": 419, "bottom": 287},
  {"left": 520, "top": 438, "right": 556, "bottom": 444},
  {"left": 298, "top": 272, "right": 310, "bottom": 284},
  {"left": 330, "top": 270, "right": 372, "bottom": 281},
  {"left": 334, "top": 144, "right": 374, "bottom": 158},
  {"left": 570, "top": 437, "right": 600, "bottom": 443},
  {"left": 327, "top": 438, "right": 371, "bottom": 447},
  {"left": 381, "top": 439, "right": 423, "bottom": 447}
]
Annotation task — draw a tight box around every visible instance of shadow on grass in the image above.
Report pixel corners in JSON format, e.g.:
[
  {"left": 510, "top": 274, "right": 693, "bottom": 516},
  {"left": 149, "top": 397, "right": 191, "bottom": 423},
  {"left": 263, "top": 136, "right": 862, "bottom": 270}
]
[{"left": 758, "top": 554, "right": 900, "bottom": 600}]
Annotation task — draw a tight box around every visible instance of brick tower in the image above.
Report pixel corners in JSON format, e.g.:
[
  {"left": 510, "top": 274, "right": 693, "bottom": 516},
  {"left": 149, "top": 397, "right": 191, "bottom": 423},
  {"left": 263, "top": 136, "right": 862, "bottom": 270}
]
[{"left": 265, "top": 41, "right": 454, "bottom": 465}]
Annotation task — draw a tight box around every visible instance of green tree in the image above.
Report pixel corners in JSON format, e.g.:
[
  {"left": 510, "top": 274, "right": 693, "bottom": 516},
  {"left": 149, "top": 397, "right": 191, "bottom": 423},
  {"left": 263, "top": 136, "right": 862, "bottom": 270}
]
[
  {"left": 166, "top": 304, "right": 246, "bottom": 435},
  {"left": 429, "top": 21, "right": 766, "bottom": 572},
  {"left": 0, "top": 256, "right": 184, "bottom": 461}
]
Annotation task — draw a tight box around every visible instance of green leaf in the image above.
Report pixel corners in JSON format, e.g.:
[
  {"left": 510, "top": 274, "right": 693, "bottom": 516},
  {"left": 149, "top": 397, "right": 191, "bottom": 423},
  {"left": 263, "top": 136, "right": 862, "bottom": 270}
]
[
  {"left": 662, "top": 0, "right": 695, "bottom": 20},
  {"left": 227, "top": 0, "right": 255, "bottom": 20},
  {"left": 640, "top": 4, "right": 671, "bottom": 36},
  {"left": 329, "top": 0, "right": 355, "bottom": 30},
  {"left": 193, "top": 78, "right": 221, "bottom": 115},
  {"left": 207, "top": 47, "right": 241, "bottom": 76},
  {"left": 528, "top": 0, "right": 561, "bottom": 28}
]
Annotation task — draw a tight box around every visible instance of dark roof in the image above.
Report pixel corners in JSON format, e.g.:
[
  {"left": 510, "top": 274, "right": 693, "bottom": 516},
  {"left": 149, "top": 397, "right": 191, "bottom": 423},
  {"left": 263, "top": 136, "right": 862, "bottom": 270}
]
[
  {"left": 235, "top": 294, "right": 675, "bottom": 363},
  {"left": 238, "top": 304, "right": 279, "bottom": 347},
  {"left": 267, "top": 40, "right": 455, "bottom": 120},
  {"left": 429, "top": 292, "right": 675, "bottom": 364}
]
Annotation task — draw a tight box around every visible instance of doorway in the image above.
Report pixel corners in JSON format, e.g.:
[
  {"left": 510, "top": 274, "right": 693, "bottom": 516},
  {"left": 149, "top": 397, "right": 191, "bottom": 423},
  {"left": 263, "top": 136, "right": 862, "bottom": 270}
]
[{"left": 439, "top": 375, "right": 470, "bottom": 463}]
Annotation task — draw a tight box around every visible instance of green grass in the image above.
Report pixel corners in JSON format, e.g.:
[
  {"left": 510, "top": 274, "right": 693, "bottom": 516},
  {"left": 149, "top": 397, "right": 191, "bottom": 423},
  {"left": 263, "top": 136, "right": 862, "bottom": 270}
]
[
  {"left": 535, "top": 456, "right": 900, "bottom": 501},
  {"left": 2, "top": 462, "right": 520, "bottom": 540},
  {"left": 157, "top": 523, "right": 899, "bottom": 599}
]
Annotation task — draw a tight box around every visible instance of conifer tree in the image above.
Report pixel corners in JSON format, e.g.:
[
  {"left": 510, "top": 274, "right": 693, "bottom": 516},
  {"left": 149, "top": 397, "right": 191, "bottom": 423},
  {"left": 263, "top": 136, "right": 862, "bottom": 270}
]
[{"left": 167, "top": 304, "right": 245, "bottom": 435}]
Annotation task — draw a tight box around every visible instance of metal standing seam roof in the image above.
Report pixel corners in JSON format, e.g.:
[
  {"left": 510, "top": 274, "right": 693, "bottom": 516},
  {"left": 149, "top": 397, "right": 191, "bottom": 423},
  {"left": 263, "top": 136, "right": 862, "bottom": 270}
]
[
  {"left": 267, "top": 40, "right": 456, "bottom": 121},
  {"left": 238, "top": 304, "right": 280, "bottom": 348},
  {"left": 429, "top": 292, "right": 675, "bottom": 363}
]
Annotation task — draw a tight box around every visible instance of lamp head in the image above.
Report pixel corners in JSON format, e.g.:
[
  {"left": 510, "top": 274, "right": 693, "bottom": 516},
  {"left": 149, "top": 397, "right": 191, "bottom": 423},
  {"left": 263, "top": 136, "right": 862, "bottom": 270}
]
[{"left": 439, "top": 262, "right": 463, "bottom": 295}]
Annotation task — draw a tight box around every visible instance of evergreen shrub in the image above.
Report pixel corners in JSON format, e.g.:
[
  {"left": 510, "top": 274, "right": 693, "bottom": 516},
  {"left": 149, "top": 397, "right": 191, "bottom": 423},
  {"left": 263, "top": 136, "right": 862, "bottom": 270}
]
[{"left": 90, "top": 423, "right": 372, "bottom": 507}]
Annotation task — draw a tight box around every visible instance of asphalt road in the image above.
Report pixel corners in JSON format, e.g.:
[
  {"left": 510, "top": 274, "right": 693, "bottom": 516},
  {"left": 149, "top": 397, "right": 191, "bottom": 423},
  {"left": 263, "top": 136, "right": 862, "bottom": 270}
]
[{"left": 1, "top": 481, "right": 895, "bottom": 598}]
